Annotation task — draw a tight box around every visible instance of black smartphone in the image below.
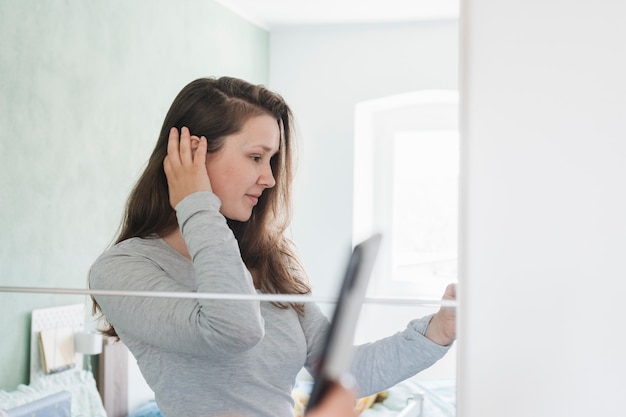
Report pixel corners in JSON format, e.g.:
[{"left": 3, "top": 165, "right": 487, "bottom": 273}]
[{"left": 305, "top": 234, "right": 382, "bottom": 413}]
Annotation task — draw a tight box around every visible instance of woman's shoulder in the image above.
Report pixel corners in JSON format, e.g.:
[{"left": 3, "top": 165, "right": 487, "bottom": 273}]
[
  {"left": 115, "top": 235, "right": 163, "bottom": 250},
  {"left": 90, "top": 236, "right": 183, "bottom": 288},
  {"left": 92, "top": 236, "right": 179, "bottom": 269},
  {"left": 106, "top": 235, "right": 166, "bottom": 255}
]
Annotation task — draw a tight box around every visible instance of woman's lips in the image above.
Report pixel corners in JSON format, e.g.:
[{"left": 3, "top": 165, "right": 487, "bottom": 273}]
[{"left": 246, "top": 194, "right": 260, "bottom": 205}]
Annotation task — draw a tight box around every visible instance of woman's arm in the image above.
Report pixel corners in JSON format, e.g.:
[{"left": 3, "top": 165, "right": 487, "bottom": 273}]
[
  {"left": 90, "top": 192, "right": 264, "bottom": 355},
  {"left": 300, "top": 286, "right": 455, "bottom": 397}
]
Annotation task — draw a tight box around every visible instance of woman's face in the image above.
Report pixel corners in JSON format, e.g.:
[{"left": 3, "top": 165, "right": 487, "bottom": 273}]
[{"left": 205, "top": 114, "right": 280, "bottom": 221}]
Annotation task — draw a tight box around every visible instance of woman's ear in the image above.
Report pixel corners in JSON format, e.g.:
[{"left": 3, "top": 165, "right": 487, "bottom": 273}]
[{"left": 190, "top": 135, "right": 200, "bottom": 156}]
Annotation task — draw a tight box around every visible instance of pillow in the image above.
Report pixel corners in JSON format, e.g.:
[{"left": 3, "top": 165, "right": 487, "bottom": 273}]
[{"left": 5, "top": 391, "right": 71, "bottom": 417}]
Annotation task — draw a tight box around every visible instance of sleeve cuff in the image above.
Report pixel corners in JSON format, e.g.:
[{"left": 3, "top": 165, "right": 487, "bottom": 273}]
[
  {"left": 407, "top": 314, "right": 454, "bottom": 351},
  {"left": 175, "top": 191, "right": 221, "bottom": 224}
]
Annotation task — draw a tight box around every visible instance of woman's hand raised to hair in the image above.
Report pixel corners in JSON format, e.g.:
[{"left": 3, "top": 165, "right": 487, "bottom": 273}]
[
  {"left": 424, "top": 283, "right": 457, "bottom": 346},
  {"left": 163, "top": 126, "right": 213, "bottom": 209}
]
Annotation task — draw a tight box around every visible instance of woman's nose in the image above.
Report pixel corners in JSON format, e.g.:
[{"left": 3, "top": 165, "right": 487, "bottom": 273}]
[{"left": 259, "top": 164, "right": 276, "bottom": 188}]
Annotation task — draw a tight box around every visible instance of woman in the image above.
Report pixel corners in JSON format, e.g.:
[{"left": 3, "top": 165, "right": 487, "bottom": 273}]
[{"left": 90, "top": 77, "right": 456, "bottom": 417}]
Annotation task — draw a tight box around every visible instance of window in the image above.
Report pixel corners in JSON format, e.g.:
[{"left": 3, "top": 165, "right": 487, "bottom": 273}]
[{"left": 353, "top": 91, "right": 459, "bottom": 299}]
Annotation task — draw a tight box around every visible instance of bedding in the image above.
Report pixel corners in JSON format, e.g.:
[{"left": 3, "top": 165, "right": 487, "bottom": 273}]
[
  {"left": 127, "top": 401, "right": 162, "bottom": 417},
  {"left": 361, "top": 378, "right": 455, "bottom": 417},
  {"left": 294, "top": 377, "right": 455, "bottom": 417},
  {"left": 0, "top": 370, "right": 106, "bottom": 417},
  {"left": 3, "top": 390, "right": 71, "bottom": 417}
]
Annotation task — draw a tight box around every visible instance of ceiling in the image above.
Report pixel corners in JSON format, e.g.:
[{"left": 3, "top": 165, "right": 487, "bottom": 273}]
[{"left": 215, "top": 0, "right": 460, "bottom": 29}]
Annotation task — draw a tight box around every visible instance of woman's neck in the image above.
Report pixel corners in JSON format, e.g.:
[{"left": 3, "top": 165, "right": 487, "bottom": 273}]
[{"left": 161, "top": 227, "right": 191, "bottom": 260}]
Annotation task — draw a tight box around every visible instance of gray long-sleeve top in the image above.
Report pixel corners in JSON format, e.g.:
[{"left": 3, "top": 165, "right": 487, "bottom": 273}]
[{"left": 90, "top": 192, "right": 451, "bottom": 417}]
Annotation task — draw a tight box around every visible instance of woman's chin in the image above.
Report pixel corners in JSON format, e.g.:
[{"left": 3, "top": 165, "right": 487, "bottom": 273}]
[{"left": 223, "top": 211, "right": 253, "bottom": 223}]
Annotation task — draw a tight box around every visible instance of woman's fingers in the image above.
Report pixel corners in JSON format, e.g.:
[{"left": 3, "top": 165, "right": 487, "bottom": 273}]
[
  {"left": 305, "top": 383, "right": 357, "bottom": 417},
  {"left": 163, "top": 127, "right": 212, "bottom": 209},
  {"left": 166, "top": 127, "right": 194, "bottom": 164},
  {"left": 443, "top": 283, "right": 456, "bottom": 301},
  {"left": 163, "top": 127, "right": 178, "bottom": 181},
  {"left": 179, "top": 126, "right": 192, "bottom": 163},
  {"left": 167, "top": 127, "right": 205, "bottom": 166},
  {"left": 166, "top": 127, "right": 180, "bottom": 166}
]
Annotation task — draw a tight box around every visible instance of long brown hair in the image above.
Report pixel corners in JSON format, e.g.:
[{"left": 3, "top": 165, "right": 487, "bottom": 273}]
[{"left": 93, "top": 77, "right": 310, "bottom": 337}]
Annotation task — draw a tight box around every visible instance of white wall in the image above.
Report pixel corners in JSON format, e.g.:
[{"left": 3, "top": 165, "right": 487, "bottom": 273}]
[
  {"left": 269, "top": 21, "right": 459, "bottom": 297},
  {"left": 269, "top": 21, "right": 459, "bottom": 379},
  {"left": 458, "top": 0, "right": 626, "bottom": 416}
]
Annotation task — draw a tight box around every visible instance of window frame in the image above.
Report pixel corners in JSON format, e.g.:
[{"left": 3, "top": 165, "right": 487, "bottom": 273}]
[{"left": 353, "top": 90, "right": 460, "bottom": 299}]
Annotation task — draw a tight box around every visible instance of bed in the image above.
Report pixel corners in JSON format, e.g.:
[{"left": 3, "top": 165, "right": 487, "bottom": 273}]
[
  {"left": 360, "top": 378, "right": 455, "bottom": 417},
  {"left": 0, "top": 304, "right": 107, "bottom": 417},
  {"left": 2, "top": 390, "right": 71, "bottom": 417},
  {"left": 0, "top": 371, "right": 106, "bottom": 417}
]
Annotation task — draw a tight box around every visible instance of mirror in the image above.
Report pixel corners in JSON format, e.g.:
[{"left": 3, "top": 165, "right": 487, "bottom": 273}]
[{"left": 0, "top": 1, "right": 459, "bottom": 415}]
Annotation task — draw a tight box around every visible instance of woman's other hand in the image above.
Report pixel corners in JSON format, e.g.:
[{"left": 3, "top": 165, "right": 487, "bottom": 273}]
[
  {"left": 305, "top": 383, "right": 358, "bottom": 417},
  {"left": 424, "top": 283, "right": 457, "bottom": 346},
  {"left": 163, "top": 126, "right": 212, "bottom": 208}
]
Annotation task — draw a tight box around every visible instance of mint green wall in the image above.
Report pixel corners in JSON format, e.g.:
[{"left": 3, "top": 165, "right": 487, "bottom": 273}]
[{"left": 0, "top": 0, "right": 268, "bottom": 390}]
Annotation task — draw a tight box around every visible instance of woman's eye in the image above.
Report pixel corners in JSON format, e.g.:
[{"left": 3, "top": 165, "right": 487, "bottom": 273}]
[{"left": 251, "top": 155, "right": 261, "bottom": 162}]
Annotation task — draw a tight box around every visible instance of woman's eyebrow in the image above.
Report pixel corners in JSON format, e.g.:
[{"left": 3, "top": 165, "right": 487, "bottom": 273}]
[{"left": 250, "top": 145, "right": 279, "bottom": 154}]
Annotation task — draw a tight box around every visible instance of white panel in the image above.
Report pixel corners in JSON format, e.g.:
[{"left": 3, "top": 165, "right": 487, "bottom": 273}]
[
  {"left": 459, "top": 0, "right": 626, "bottom": 416},
  {"left": 30, "top": 304, "right": 86, "bottom": 382}
]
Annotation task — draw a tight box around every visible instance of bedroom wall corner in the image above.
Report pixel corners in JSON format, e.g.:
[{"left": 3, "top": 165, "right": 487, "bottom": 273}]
[{"left": 0, "top": 0, "right": 268, "bottom": 391}]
